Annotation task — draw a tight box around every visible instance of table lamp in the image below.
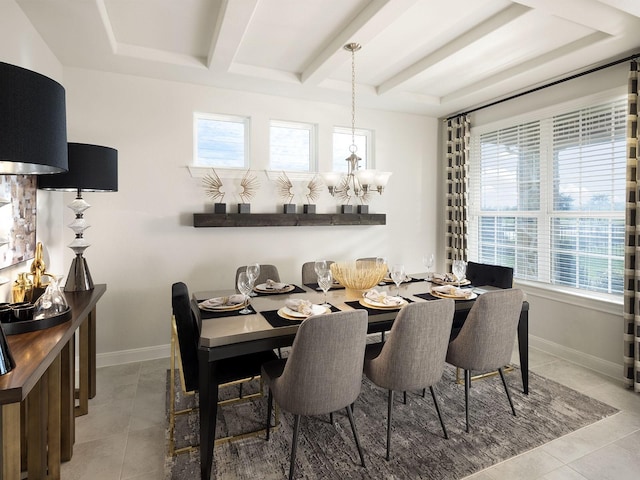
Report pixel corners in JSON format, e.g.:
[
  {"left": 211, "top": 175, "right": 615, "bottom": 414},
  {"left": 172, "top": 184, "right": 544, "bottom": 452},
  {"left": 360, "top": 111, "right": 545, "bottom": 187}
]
[
  {"left": 0, "top": 62, "right": 68, "bottom": 174},
  {"left": 38, "top": 143, "right": 118, "bottom": 291}
]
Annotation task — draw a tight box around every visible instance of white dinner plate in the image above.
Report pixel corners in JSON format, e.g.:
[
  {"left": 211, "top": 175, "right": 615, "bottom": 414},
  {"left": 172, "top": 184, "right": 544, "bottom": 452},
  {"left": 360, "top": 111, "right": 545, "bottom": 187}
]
[
  {"left": 431, "top": 289, "right": 477, "bottom": 300},
  {"left": 430, "top": 278, "right": 471, "bottom": 286},
  {"left": 198, "top": 298, "right": 245, "bottom": 311},
  {"left": 254, "top": 283, "right": 295, "bottom": 293},
  {"left": 277, "top": 304, "right": 329, "bottom": 320},
  {"left": 360, "top": 297, "right": 407, "bottom": 309}
]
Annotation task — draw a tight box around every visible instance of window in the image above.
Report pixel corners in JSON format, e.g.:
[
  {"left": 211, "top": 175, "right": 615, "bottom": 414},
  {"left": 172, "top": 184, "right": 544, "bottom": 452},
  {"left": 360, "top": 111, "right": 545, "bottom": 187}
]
[
  {"left": 332, "top": 127, "right": 373, "bottom": 172},
  {"left": 194, "top": 113, "right": 249, "bottom": 168},
  {"left": 469, "top": 98, "right": 626, "bottom": 295},
  {"left": 269, "top": 120, "right": 316, "bottom": 172}
]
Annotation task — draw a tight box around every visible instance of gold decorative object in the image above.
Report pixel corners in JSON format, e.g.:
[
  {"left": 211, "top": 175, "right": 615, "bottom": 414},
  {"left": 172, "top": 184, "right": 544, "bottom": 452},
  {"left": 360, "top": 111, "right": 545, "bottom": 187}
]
[
  {"left": 330, "top": 260, "right": 387, "bottom": 292},
  {"left": 239, "top": 169, "right": 259, "bottom": 204},
  {"left": 12, "top": 272, "right": 32, "bottom": 303},
  {"left": 30, "top": 241, "right": 48, "bottom": 288},
  {"left": 276, "top": 172, "right": 294, "bottom": 204},
  {"left": 203, "top": 169, "right": 225, "bottom": 203}
]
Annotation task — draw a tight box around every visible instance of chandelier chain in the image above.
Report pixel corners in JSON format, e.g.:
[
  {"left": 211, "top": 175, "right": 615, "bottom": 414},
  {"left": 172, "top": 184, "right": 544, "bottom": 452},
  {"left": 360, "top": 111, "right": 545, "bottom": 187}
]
[{"left": 351, "top": 45, "right": 356, "bottom": 148}]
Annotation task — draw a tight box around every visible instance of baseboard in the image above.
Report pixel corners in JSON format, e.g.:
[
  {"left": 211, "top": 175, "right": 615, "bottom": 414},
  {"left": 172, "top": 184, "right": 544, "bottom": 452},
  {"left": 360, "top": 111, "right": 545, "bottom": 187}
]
[
  {"left": 529, "top": 335, "right": 622, "bottom": 380},
  {"left": 96, "top": 344, "right": 170, "bottom": 368}
]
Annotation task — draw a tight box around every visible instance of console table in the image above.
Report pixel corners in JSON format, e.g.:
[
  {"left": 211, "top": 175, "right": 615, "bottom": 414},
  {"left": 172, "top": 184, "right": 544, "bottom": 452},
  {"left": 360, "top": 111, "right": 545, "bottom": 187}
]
[{"left": 0, "top": 284, "right": 106, "bottom": 480}]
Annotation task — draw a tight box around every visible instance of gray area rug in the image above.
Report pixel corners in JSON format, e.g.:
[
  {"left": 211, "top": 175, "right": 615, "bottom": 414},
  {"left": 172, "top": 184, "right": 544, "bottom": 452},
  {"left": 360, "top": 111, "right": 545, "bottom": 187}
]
[{"left": 164, "top": 364, "right": 618, "bottom": 480}]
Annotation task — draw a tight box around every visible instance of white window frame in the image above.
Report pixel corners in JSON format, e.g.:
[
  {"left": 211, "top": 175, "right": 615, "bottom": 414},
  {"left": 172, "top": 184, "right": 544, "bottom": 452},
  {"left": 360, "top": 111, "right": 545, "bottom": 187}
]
[
  {"left": 193, "top": 112, "right": 250, "bottom": 169},
  {"left": 268, "top": 120, "right": 317, "bottom": 172},
  {"left": 468, "top": 91, "right": 626, "bottom": 300}
]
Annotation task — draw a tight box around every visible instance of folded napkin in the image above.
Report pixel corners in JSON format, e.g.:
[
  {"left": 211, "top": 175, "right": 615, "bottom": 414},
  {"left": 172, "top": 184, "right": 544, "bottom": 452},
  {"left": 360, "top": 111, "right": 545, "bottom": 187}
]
[
  {"left": 266, "top": 279, "right": 288, "bottom": 290},
  {"left": 432, "top": 285, "right": 472, "bottom": 298},
  {"left": 432, "top": 273, "right": 456, "bottom": 283},
  {"left": 364, "top": 289, "right": 404, "bottom": 306},
  {"left": 285, "top": 298, "right": 313, "bottom": 315},
  {"left": 200, "top": 294, "right": 245, "bottom": 308}
]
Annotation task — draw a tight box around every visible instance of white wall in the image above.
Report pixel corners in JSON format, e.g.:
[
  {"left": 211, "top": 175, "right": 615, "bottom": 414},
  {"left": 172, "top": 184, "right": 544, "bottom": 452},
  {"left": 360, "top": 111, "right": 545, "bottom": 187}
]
[
  {"left": 61, "top": 67, "right": 438, "bottom": 363},
  {"left": 464, "top": 64, "right": 628, "bottom": 380},
  {"left": 0, "top": 0, "right": 66, "bottom": 300}
]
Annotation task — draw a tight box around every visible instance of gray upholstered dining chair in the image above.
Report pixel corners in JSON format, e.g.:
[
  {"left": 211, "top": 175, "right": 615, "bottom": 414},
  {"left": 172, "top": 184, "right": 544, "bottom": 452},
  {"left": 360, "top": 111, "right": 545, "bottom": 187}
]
[
  {"left": 363, "top": 299, "right": 455, "bottom": 460},
  {"left": 235, "top": 264, "right": 280, "bottom": 286},
  {"left": 301, "top": 260, "right": 334, "bottom": 284},
  {"left": 446, "top": 288, "right": 525, "bottom": 432},
  {"left": 262, "top": 310, "right": 368, "bottom": 480},
  {"left": 169, "top": 282, "right": 277, "bottom": 454}
]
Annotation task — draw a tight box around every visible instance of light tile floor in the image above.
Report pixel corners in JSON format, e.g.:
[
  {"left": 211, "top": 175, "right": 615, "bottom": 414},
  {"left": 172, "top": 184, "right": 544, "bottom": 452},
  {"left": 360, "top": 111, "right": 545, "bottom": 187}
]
[{"left": 59, "top": 348, "right": 640, "bottom": 479}]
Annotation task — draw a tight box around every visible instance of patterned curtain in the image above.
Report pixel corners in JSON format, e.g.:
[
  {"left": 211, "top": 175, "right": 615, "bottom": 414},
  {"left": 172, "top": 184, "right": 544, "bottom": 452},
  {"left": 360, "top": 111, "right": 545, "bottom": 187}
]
[
  {"left": 624, "top": 60, "right": 640, "bottom": 392},
  {"left": 445, "top": 115, "right": 470, "bottom": 271}
]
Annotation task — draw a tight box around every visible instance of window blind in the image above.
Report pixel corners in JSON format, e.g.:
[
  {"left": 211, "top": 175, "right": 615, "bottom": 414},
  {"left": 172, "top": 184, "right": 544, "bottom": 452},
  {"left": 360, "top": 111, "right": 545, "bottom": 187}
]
[{"left": 469, "top": 97, "right": 626, "bottom": 295}]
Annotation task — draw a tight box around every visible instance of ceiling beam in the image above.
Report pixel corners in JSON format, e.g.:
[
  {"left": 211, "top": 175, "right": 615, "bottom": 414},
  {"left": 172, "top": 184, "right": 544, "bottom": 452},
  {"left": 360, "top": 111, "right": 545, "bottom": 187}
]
[
  {"left": 441, "top": 31, "right": 611, "bottom": 106},
  {"left": 300, "top": 0, "right": 421, "bottom": 86},
  {"left": 206, "top": 0, "right": 260, "bottom": 71},
  {"left": 377, "top": 3, "right": 531, "bottom": 95}
]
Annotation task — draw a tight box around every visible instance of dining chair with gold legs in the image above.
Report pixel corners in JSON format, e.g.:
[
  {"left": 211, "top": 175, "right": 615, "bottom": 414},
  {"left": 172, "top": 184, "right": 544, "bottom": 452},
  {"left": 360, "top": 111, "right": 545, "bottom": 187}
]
[
  {"left": 363, "top": 300, "right": 455, "bottom": 460},
  {"left": 446, "top": 288, "right": 524, "bottom": 432},
  {"left": 169, "top": 282, "right": 278, "bottom": 455},
  {"left": 262, "top": 310, "right": 368, "bottom": 480}
]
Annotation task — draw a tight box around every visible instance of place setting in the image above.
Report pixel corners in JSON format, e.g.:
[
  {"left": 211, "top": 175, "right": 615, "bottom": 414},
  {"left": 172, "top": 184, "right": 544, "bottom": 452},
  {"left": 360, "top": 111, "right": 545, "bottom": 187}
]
[
  {"left": 196, "top": 293, "right": 256, "bottom": 318},
  {"left": 415, "top": 260, "right": 476, "bottom": 301},
  {"left": 262, "top": 298, "right": 339, "bottom": 328},
  {"left": 252, "top": 278, "right": 306, "bottom": 295}
]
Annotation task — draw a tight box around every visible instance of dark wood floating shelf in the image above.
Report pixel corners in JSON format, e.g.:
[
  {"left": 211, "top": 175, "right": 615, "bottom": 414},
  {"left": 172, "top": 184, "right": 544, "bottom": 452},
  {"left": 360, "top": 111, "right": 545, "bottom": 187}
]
[{"left": 193, "top": 213, "right": 386, "bottom": 227}]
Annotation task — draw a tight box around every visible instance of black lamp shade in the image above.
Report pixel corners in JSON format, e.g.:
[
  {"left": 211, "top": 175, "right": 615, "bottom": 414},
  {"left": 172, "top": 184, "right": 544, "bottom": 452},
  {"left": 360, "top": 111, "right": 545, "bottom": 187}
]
[
  {"left": 38, "top": 143, "right": 118, "bottom": 192},
  {"left": 0, "top": 62, "right": 68, "bottom": 174}
]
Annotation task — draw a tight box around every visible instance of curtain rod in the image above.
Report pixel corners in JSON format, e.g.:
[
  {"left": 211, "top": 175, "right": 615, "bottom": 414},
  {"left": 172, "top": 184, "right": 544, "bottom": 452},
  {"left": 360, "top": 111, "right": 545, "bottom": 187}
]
[{"left": 446, "top": 52, "right": 640, "bottom": 121}]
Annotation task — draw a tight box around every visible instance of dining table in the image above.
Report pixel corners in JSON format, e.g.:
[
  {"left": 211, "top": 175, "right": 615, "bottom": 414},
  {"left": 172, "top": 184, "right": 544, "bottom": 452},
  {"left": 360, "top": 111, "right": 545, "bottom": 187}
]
[{"left": 195, "top": 277, "right": 529, "bottom": 480}]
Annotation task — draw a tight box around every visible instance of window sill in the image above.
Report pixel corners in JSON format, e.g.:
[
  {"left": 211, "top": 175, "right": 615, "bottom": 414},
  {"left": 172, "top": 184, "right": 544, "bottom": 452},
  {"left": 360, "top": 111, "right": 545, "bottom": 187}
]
[{"left": 514, "top": 279, "right": 622, "bottom": 316}]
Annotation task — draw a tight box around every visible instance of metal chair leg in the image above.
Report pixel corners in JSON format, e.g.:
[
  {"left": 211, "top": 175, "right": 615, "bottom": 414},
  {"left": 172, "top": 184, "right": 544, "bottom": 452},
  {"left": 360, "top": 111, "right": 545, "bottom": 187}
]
[
  {"left": 422, "top": 388, "right": 426, "bottom": 398},
  {"left": 289, "top": 415, "right": 300, "bottom": 480},
  {"left": 429, "top": 386, "right": 448, "bottom": 439},
  {"left": 345, "top": 406, "right": 366, "bottom": 467},
  {"left": 464, "top": 369, "right": 471, "bottom": 433},
  {"left": 386, "top": 390, "right": 394, "bottom": 461},
  {"left": 498, "top": 367, "right": 516, "bottom": 416},
  {"left": 329, "top": 412, "right": 334, "bottom": 424},
  {"left": 403, "top": 391, "right": 407, "bottom": 405}
]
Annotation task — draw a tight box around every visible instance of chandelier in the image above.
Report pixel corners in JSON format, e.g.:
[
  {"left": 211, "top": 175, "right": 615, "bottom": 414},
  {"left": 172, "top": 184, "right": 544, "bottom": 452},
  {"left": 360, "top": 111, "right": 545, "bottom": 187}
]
[{"left": 321, "top": 43, "right": 391, "bottom": 208}]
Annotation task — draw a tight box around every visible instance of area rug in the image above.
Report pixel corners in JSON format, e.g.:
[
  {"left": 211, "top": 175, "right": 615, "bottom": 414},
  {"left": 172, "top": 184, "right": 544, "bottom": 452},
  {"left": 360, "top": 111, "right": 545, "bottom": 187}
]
[{"left": 164, "top": 365, "right": 618, "bottom": 480}]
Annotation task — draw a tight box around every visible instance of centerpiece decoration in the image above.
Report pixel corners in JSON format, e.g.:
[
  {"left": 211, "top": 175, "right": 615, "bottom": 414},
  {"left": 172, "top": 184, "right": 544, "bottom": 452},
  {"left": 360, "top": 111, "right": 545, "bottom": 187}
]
[{"left": 330, "top": 260, "right": 386, "bottom": 293}]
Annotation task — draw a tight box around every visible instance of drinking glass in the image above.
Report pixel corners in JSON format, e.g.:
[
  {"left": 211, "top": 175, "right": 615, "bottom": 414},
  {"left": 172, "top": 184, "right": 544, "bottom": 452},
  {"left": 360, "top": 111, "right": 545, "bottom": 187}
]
[
  {"left": 314, "top": 260, "right": 328, "bottom": 276},
  {"left": 452, "top": 260, "right": 467, "bottom": 288},
  {"left": 317, "top": 270, "right": 333, "bottom": 307},
  {"left": 246, "top": 263, "right": 260, "bottom": 296},
  {"left": 237, "top": 271, "right": 253, "bottom": 314},
  {"left": 376, "top": 256, "right": 388, "bottom": 285},
  {"left": 423, "top": 253, "right": 434, "bottom": 280},
  {"left": 390, "top": 264, "right": 405, "bottom": 296}
]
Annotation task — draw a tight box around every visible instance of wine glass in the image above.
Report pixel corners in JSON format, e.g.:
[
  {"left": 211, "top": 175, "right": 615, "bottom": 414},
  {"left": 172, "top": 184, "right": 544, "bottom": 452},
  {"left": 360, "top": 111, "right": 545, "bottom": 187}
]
[
  {"left": 452, "top": 260, "right": 467, "bottom": 288},
  {"left": 390, "top": 264, "right": 405, "bottom": 297},
  {"left": 246, "top": 263, "right": 260, "bottom": 296},
  {"left": 317, "top": 270, "right": 333, "bottom": 307},
  {"left": 423, "top": 253, "right": 434, "bottom": 280},
  {"left": 314, "top": 260, "right": 328, "bottom": 277},
  {"left": 236, "top": 271, "right": 253, "bottom": 314}
]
